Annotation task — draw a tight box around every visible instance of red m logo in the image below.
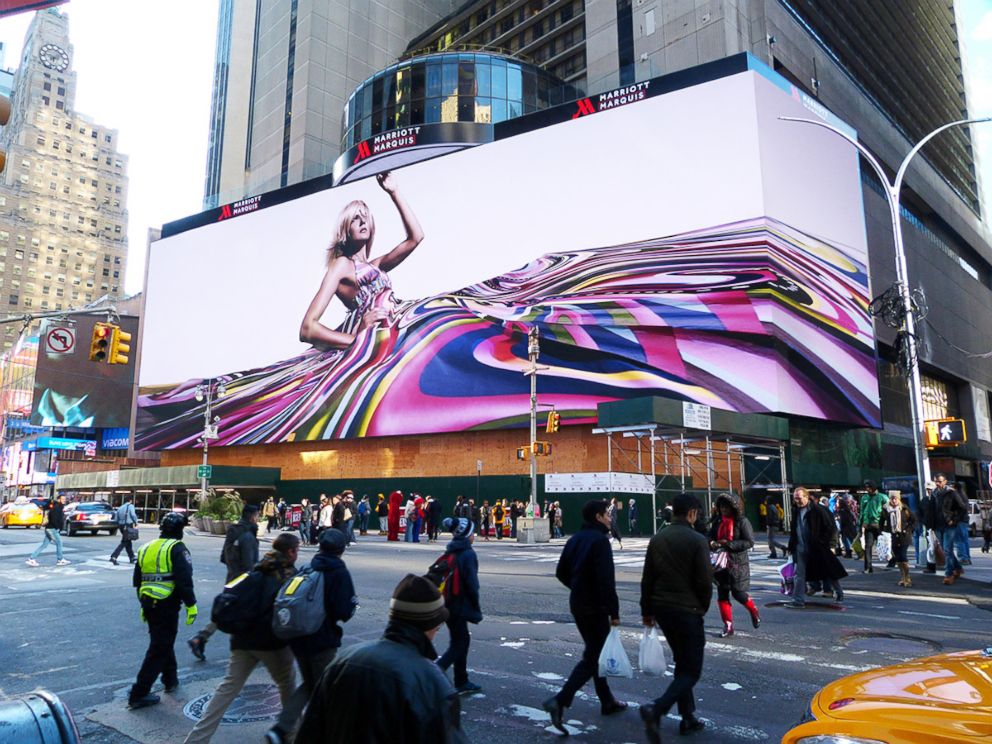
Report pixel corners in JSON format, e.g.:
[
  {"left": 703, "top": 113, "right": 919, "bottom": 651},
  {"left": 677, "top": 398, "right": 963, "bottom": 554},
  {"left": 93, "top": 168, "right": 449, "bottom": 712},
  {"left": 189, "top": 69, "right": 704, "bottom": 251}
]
[
  {"left": 354, "top": 140, "right": 372, "bottom": 162},
  {"left": 572, "top": 98, "right": 596, "bottom": 119},
  {"left": 217, "top": 204, "right": 232, "bottom": 221}
]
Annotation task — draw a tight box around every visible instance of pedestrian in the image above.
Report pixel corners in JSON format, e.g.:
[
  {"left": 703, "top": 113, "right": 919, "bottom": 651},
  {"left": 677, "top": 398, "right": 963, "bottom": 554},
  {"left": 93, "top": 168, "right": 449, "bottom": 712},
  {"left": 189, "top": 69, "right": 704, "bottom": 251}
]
[
  {"left": 435, "top": 517, "right": 483, "bottom": 695},
  {"left": 341, "top": 492, "right": 357, "bottom": 543},
  {"left": 638, "top": 494, "right": 712, "bottom": 742},
  {"left": 25, "top": 494, "right": 70, "bottom": 567},
  {"left": 387, "top": 490, "right": 402, "bottom": 541},
  {"left": 607, "top": 497, "right": 623, "bottom": 549},
  {"left": 709, "top": 493, "right": 760, "bottom": 637},
  {"left": 110, "top": 494, "right": 139, "bottom": 566},
  {"left": 375, "top": 493, "right": 388, "bottom": 535},
  {"left": 357, "top": 495, "right": 370, "bottom": 536},
  {"left": 187, "top": 504, "right": 260, "bottom": 662},
  {"left": 837, "top": 493, "right": 858, "bottom": 559},
  {"left": 263, "top": 496, "right": 278, "bottom": 533},
  {"left": 628, "top": 498, "right": 639, "bottom": 537},
  {"left": 786, "top": 486, "right": 847, "bottom": 607},
  {"left": 298, "top": 498, "right": 313, "bottom": 545},
  {"left": 882, "top": 491, "right": 917, "bottom": 588},
  {"left": 127, "top": 512, "right": 198, "bottom": 709},
  {"left": 295, "top": 574, "right": 467, "bottom": 743},
  {"left": 858, "top": 480, "right": 886, "bottom": 573},
  {"left": 918, "top": 480, "right": 940, "bottom": 573},
  {"left": 480, "top": 499, "right": 492, "bottom": 541},
  {"left": 469, "top": 499, "right": 480, "bottom": 532},
  {"left": 266, "top": 528, "right": 358, "bottom": 744},
  {"left": 184, "top": 534, "right": 299, "bottom": 743},
  {"left": 554, "top": 501, "right": 563, "bottom": 538},
  {"left": 764, "top": 493, "right": 788, "bottom": 558},
  {"left": 320, "top": 494, "right": 335, "bottom": 537},
  {"left": 277, "top": 497, "right": 287, "bottom": 529},
  {"left": 510, "top": 500, "right": 522, "bottom": 538},
  {"left": 426, "top": 494, "right": 443, "bottom": 543},
  {"left": 980, "top": 502, "right": 992, "bottom": 554},
  {"left": 546, "top": 501, "right": 556, "bottom": 540},
  {"left": 542, "top": 500, "right": 627, "bottom": 735},
  {"left": 935, "top": 472, "right": 968, "bottom": 585},
  {"left": 493, "top": 500, "right": 506, "bottom": 540}
]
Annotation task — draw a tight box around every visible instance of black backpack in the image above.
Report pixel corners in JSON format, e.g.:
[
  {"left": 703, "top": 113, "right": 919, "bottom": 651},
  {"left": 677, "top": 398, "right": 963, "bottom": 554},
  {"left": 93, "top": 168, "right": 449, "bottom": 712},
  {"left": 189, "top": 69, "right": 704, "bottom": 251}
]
[
  {"left": 425, "top": 552, "right": 460, "bottom": 604},
  {"left": 211, "top": 570, "right": 271, "bottom": 635}
]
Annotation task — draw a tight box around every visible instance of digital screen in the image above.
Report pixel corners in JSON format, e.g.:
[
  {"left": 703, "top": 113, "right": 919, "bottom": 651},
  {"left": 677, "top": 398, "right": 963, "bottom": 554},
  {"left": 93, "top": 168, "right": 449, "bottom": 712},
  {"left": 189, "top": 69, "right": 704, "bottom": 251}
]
[
  {"left": 31, "top": 315, "right": 138, "bottom": 428},
  {"left": 137, "top": 66, "right": 879, "bottom": 450}
]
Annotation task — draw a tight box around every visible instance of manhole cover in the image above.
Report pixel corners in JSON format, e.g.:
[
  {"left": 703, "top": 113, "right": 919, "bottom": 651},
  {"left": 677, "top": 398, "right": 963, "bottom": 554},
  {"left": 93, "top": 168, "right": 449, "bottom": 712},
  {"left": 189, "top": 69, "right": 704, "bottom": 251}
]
[
  {"left": 183, "top": 683, "right": 282, "bottom": 724},
  {"left": 844, "top": 633, "right": 940, "bottom": 656}
]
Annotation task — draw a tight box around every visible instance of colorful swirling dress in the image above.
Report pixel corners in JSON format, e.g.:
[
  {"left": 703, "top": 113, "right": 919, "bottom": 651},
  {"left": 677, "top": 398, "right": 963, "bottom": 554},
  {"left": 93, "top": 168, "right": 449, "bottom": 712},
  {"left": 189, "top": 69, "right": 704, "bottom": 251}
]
[{"left": 135, "top": 217, "right": 880, "bottom": 449}]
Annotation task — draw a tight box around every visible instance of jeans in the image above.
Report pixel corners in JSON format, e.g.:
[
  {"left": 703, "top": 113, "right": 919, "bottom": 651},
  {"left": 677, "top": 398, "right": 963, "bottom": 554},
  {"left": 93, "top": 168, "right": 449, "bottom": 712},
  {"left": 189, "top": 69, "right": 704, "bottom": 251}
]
[
  {"left": 405, "top": 518, "right": 415, "bottom": 542},
  {"left": 357, "top": 513, "right": 369, "bottom": 533},
  {"left": 840, "top": 532, "right": 853, "bottom": 554},
  {"left": 183, "top": 647, "right": 295, "bottom": 743},
  {"left": 863, "top": 525, "right": 879, "bottom": 570},
  {"left": 942, "top": 524, "right": 963, "bottom": 577},
  {"left": 31, "top": 528, "right": 64, "bottom": 561},
  {"left": 344, "top": 518, "right": 355, "bottom": 543},
  {"left": 955, "top": 522, "right": 971, "bottom": 562},
  {"left": 557, "top": 613, "right": 613, "bottom": 707},
  {"left": 437, "top": 615, "right": 472, "bottom": 686},
  {"left": 650, "top": 607, "right": 705, "bottom": 719},
  {"left": 792, "top": 550, "right": 807, "bottom": 604},
  {"left": 766, "top": 526, "right": 787, "bottom": 557},
  {"left": 412, "top": 517, "right": 423, "bottom": 542}
]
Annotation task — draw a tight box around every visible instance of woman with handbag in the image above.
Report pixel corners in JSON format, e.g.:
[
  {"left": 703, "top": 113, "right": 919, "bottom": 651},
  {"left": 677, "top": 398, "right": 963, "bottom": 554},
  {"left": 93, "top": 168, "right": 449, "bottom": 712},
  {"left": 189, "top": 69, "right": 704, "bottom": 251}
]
[
  {"left": 883, "top": 491, "right": 917, "bottom": 587},
  {"left": 708, "top": 493, "right": 759, "bottom": 637},
  {"left": 110, "top": 495, "right": 139, "bottom": 565}
]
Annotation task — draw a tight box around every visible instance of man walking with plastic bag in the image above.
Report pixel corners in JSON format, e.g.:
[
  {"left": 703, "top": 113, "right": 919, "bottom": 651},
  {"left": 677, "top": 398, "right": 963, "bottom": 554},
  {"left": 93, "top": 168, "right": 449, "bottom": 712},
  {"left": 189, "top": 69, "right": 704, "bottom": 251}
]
[
  {"left": 639, "top": 494, "right": 712, "bottom": 743},
  {"left": 542, "top": 500, "right": 628, "bottom": 735}
]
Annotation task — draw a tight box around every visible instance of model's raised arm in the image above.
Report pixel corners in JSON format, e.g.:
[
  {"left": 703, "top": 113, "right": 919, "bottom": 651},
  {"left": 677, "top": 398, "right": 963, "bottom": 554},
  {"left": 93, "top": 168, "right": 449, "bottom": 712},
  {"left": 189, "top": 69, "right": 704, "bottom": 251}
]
[{"left": 372, "top": 171, "right": 424, "bottom": 273}]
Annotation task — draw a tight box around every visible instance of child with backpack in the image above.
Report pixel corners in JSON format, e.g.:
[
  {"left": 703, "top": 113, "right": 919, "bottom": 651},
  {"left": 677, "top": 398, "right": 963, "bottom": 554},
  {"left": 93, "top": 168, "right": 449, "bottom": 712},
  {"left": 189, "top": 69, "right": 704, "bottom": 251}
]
[{"left": 431, "top": 517, "right": 483, "bottom": 695}]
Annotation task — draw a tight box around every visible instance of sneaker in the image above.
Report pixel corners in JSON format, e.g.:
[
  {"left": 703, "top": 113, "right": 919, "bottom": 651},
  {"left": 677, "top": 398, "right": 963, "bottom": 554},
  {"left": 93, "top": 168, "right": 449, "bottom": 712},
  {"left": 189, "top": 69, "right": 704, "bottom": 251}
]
[
  {"left": 834, "top": 592, "right": 845, "bottom": 603},
  {"left": 25, "top": 558, "right": 39, "bottom": 567},
  {"left": 541, "top": 696, "right": 568, "bottom": 735},
  {"left": 455, "top": 681, "right": 482, "bottom": 695},
  {"left": 639, "top": 704, "right": 661, "bottom": 744},
  {"left": 56, "top": 559, "right": 70, "bottom": 566},
  {"left": 784, "top": 599, "right": 805, "bottom": 608},
  {"left": 109, "top": 557, "right": 118, "bottom": 566},
  {"left": 127, "top": 693, "right": 160, "bottom": 710}
]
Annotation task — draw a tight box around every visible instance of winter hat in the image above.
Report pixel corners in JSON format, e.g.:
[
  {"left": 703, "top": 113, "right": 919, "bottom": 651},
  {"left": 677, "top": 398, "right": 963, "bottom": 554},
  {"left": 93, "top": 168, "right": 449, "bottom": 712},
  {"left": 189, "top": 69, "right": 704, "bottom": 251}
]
[
  {"left": 389, "top": 574, "right": 449, "bottom": 630},
  {"left": 318, "top": 527, "right": 347, "bottom": 556},
  {"left": 442, "top": 516, "right": 474, "bottom": 539}
]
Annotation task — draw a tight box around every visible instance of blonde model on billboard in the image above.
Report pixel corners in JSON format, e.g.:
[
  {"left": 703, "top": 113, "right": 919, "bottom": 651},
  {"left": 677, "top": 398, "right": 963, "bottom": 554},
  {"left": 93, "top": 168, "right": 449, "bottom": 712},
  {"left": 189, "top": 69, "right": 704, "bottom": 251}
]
[{"left": 299, "top": 171, "right": 424, "bottom": 350}]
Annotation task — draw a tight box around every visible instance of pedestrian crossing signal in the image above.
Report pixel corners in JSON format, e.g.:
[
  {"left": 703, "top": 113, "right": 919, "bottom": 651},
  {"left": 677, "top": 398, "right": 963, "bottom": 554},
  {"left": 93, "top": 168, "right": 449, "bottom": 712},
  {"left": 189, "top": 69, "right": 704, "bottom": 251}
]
[
  {"left": 924, "top": 418, "right": 966, "bottom": 448},
  {"left": 516, "top": 447, "right": 529, "bottom": 461},
  {"left": 533, "top": 441, "right": 552, "bottom": 456},
  {"left": 89, "top": 322, "right": 112, "bottom": 362},
  {"left": 109, "top": 326, "right": 131, "bottom": 364}
]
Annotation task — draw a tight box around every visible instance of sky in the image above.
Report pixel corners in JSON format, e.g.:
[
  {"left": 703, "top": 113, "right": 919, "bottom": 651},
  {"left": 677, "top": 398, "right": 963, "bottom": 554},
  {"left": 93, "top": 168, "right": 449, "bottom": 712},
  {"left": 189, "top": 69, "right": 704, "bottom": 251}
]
[{"left": 0, "top": 1, "right": 989, "bottom": 298}]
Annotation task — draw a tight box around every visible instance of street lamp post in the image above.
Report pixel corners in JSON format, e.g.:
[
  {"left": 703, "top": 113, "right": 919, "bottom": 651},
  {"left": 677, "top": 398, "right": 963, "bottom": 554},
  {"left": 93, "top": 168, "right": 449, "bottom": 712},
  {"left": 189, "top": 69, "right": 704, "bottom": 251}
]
[
  {"left": 195, "top": 379, "right": 226, "bottom": 499},
  {"left": 523, "top": 327, "right": 548, "bottom": 513},
  {"left": 780, "top": 115, "right": 991, "bottom": 513}
]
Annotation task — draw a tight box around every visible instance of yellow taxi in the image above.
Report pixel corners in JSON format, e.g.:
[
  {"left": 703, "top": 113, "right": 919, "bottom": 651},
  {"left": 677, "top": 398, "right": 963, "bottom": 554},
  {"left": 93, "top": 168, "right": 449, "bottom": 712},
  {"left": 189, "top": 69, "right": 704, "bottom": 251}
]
[
  {"left": 0, "top": 497, "right": 44, "bottom": 528},
  {"left": 783, "top": 649, "right": 992, "bottom": 743}
]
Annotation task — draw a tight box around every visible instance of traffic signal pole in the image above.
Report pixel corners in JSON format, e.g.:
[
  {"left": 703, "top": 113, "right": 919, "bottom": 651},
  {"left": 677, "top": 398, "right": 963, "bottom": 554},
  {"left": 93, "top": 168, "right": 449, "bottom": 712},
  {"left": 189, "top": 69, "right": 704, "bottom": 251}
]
[{"left": 523, "top": 328, "right": 548, "bottom": 513}]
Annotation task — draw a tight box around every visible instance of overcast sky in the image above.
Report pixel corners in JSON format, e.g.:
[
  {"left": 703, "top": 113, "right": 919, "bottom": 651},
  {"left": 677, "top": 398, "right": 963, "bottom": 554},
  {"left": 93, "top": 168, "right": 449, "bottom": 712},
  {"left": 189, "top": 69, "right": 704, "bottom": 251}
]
[{"left": 0, "top": 1, "right": 990, "bottom": 298}]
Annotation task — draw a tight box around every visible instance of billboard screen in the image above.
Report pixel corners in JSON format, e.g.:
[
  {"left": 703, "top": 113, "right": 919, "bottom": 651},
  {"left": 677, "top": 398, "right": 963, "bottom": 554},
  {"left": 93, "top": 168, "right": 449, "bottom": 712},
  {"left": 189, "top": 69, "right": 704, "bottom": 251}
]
[
  {"left": 137, "top": 62, "right": 879, "bottom": 450},
  {"left": 31, "top": 315, "right": 138, "bottom": 428}
]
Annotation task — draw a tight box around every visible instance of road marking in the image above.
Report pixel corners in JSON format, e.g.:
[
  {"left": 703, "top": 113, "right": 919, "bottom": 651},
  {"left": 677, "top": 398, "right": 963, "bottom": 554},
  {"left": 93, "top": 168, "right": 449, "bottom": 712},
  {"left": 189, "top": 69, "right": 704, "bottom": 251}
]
[{"left": 897, "top": 609, "right": 960, "bottom": 620}]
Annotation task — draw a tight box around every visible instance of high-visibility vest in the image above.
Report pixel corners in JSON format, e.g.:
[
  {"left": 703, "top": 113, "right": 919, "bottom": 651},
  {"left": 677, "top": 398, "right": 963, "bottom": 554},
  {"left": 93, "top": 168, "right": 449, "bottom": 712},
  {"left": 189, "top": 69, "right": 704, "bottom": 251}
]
[{"left": 137, "top": 538, "right": 180, "bottom": 601}]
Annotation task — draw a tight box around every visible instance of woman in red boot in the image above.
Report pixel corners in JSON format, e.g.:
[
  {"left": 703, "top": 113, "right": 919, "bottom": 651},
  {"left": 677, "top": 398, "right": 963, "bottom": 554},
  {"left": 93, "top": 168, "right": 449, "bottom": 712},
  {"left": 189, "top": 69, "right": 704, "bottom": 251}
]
[{"left": 709, "top": 493, "right": 760, "bottom": 637}]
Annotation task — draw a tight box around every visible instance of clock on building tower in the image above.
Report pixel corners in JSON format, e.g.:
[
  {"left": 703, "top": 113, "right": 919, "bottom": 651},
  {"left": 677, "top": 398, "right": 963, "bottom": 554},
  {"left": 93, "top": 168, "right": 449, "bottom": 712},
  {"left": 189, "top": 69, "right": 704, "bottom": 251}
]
[{"left": 39, "top": 43, "right": 69, "bottom": 72}]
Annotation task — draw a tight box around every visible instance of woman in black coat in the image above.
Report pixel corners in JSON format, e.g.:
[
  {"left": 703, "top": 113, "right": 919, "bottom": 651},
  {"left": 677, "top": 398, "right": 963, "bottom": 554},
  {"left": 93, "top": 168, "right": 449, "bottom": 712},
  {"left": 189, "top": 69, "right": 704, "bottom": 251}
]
[{"left": 708, "top": 493, "right": 759, "bottom": 637}]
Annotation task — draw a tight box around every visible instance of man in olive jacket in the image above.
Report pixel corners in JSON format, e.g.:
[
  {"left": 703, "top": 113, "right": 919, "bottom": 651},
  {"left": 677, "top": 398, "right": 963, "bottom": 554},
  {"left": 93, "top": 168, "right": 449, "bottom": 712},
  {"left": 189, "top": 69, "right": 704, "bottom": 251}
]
[{"left": 639, "top": 494, "right": 712, "bottom": 744}]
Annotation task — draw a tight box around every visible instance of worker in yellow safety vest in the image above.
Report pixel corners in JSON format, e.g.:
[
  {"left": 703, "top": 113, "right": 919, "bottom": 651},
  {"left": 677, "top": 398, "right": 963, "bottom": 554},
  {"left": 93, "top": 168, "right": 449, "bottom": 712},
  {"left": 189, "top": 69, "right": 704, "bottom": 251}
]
[{"left": 127, "top": 511, "right": 198, "bottom": 710}]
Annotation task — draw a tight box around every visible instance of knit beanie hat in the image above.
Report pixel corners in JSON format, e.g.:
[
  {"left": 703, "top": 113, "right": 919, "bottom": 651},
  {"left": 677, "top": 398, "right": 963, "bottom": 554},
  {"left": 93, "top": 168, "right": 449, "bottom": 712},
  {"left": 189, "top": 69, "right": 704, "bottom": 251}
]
[
  {"left": 442, "top": 516, "right": 474, "bottom": 540},
  {"left": 318, "top": 527, "right": 347, "bottom": 556},
  {"left": 389, "top": 574, "right": 449, "bottom": 630}
]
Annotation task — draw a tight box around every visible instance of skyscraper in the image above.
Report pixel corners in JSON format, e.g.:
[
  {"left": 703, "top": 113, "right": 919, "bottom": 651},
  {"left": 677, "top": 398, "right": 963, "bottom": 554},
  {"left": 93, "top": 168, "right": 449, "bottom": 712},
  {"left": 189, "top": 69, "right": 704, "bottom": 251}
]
[{"left": 0, "top": 9, "right": 129, "bottom": 351}]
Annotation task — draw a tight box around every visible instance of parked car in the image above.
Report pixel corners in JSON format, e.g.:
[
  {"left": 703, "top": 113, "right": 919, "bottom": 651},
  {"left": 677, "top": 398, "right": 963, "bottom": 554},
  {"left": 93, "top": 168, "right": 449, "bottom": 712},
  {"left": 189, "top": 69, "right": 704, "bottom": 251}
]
[
  {"left": 0, "top": 498, "right": 44, "bottom": 528},
  {"left": 967, "top": 499, "right": 983, "bottom": 537},
  {"left": 60, "top": 501, "right": 118, "bottom": 536},
  {"left": 782, "top": 648, "right": 992, "bottom": 743}
]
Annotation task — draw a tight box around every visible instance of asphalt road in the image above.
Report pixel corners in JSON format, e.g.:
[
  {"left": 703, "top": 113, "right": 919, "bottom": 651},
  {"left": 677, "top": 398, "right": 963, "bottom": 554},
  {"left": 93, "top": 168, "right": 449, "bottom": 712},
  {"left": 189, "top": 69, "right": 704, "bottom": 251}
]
[{"left": 1, "top": 525, "right": 989, "bottom": 743}]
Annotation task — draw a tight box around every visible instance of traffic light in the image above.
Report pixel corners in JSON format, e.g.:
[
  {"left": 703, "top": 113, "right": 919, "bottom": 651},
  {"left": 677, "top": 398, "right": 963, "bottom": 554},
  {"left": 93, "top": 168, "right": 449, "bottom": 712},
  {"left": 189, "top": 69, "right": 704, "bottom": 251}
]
[
  {"left": 109, "top": 326, "right": 131, "bottom": 364},
  {"left": 516, "top": 446, "right": 529, "bottom": 461},
  {"left": 545, "top": 411, "right": 560, "bottom": 434},
  {"left": 0, "top": 94, "right": 9, "bottom": 173},
  {"left": 533, "top": 441, "right": 553, "bottom": 456},
  {"left": 89, "top": 322, "right": 111, "bottom": 362}
]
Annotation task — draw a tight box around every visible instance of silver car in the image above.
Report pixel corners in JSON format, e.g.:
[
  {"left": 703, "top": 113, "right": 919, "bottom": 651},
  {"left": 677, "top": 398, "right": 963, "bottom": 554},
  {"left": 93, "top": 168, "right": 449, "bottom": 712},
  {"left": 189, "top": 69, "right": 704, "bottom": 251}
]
[{"left": 60, "top": 502, "right": 119, "bottom": 536}]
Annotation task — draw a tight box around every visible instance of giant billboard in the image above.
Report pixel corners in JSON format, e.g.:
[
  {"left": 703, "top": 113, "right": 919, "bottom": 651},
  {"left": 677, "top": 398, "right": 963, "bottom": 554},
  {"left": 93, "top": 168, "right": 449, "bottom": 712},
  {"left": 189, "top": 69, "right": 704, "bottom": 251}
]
[{"left": 136, "top": 59, "right": 879, "bottom": 450}]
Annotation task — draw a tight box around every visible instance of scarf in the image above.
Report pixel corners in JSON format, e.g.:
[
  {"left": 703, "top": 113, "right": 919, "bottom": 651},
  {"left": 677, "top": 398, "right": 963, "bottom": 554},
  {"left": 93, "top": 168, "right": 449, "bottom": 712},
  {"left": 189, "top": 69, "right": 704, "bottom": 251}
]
[
  {"left": 888, "top": 504, "right": 903, "bottom": 534},
  {"left": 717, "top": 516, "right": 734, "bottom": 543}
]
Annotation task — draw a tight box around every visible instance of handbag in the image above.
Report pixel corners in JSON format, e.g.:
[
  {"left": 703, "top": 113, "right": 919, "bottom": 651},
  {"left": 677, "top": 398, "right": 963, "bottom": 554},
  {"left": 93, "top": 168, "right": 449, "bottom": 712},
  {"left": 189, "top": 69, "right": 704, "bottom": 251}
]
[
  {"left": 125, "top": 526, "right": 139, "bottom": 541},
  {"left": 710, "top": 550, "right": 729, "bottom": 571},
  {"left": 597, "top": 626, "right": 633, "bottom": 678},
  {"left": 779, "top": 558, "right": 796, "bottom": 595}
]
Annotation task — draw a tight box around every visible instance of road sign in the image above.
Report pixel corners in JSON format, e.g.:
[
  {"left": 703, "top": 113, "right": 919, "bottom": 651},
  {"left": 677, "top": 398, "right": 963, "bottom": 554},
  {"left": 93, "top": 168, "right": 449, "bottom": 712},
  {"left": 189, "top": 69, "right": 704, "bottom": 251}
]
[
  {"left": 197, "top": 465, "right": 212, "bottom": 479},
  {"left": 44, "top": 325, "right": 75, "bottom": 354},
  {"left": 924, "top": 418, "right": 966, "bottom": 448}
]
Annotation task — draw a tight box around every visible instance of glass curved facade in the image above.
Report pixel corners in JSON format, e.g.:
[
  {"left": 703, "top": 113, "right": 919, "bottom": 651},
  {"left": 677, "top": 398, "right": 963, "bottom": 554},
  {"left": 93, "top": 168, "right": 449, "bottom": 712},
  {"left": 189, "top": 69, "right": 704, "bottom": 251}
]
[{"left": 341, "top": 51, "right": 582, "bottom": 150}]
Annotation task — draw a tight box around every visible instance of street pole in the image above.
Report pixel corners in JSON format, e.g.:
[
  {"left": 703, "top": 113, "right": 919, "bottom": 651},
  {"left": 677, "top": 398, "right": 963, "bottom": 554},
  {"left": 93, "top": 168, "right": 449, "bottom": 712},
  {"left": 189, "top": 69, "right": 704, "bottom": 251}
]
[
  {"left": 780, "top": 115, "right": 991, "bottom": 514},
  {"left": 528, "top": 328, "right": 539, "bottom": 511},
  {"left": 195, "top": 379, "right": 226, "bottom": 501}
]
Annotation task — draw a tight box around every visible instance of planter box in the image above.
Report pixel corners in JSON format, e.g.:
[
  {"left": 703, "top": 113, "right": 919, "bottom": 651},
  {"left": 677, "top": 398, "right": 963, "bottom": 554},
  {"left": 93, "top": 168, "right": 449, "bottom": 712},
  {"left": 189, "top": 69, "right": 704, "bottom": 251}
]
[
  {"left": 210, "top": 519, "right": 230, "bottom": 536},
  {"left": 192, "top": 516, "right": 205, "bottom": 531}
]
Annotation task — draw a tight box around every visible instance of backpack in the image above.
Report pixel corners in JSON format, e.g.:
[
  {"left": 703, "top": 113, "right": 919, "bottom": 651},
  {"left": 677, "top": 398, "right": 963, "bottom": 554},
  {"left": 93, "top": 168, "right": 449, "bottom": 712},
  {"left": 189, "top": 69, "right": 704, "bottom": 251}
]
[
  {"left": 210, "top": 570, "right": 271, "bottom": 635},
  {"left": 271, "top": 566, "right": 327, "bottom": 639},
  {"left": 425, "top": 552, "right": 460, "bottom": 604}
]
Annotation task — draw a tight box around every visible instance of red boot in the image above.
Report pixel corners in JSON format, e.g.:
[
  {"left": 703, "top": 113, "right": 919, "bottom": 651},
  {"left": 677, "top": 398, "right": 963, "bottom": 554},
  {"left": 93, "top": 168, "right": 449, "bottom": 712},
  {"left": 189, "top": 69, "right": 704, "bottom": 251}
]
[
  {"left": 745, "top": 597, "right": 761, "bottom": 629},
  {"left": 718, "top": 600, "right": 734, "bottom": 637}
]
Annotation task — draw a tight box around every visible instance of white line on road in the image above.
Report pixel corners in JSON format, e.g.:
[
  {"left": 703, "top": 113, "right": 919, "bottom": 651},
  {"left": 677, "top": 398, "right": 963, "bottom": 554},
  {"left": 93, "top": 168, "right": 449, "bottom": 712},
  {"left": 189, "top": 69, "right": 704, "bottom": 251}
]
[{"left": 897, "top": 609, "right": 960, "bottom": 620}]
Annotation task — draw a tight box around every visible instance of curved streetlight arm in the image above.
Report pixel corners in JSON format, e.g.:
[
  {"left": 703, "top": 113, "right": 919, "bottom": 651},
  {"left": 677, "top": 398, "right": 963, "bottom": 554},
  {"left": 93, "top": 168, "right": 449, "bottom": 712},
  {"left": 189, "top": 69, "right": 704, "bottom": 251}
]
[{"left": 894, "top": 117, "right": 992, "bottom": 195}]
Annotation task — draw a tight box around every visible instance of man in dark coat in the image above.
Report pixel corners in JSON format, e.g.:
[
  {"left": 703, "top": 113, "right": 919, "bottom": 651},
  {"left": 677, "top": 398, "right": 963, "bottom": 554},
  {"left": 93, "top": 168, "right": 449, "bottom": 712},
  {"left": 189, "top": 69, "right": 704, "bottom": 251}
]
[
  {"left": 639, "top": 493, "right": 712, "bottom": 743},
  {"left": 542, "top": 500, "right": 627, "bottom": 735},
  {"left": 935, "top": 472, "right": 968, "bottom": 584},
  {"left": 786, "top": 487, "right": 847, "bottom": 607},
  {"left": 764, "top": 493, "right": 787, "bottom": 558},
  {"left": 435, "top": 517, "right": 483, "bottom": 694},
  {"left": 296, "top": 574, "right": 467, "bottom": 744}
]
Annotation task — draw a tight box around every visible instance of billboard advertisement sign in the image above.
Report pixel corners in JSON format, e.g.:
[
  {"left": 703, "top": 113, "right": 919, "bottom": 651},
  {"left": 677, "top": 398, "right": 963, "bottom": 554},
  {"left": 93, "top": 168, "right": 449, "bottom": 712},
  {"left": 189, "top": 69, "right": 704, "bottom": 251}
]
[
  {"left": 137, "top": 60, "right": 879, "bottom": 450},
  {"left": 31, "top": 315, "right": 138, "bottom": 428}
]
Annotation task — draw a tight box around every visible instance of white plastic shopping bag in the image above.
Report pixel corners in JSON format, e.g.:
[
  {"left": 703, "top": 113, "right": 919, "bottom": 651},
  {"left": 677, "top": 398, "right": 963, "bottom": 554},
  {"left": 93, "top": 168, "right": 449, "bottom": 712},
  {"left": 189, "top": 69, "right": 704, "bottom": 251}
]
[
  {"left": 638, "top": 627, "right": 667, "bottom": 676},
  {"left": 875, "top": 532, "right": 892, "bottom": 562},
  {"left": 597, "top": 626, "right": 633, "bottom": 678}
]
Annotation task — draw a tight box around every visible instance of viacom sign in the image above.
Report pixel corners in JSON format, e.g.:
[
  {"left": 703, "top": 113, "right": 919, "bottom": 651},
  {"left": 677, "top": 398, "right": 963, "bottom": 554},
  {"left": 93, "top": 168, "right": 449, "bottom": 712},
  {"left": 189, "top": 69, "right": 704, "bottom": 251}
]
[{"left": 101, "top": 427, "right": 130, "bottom": 450}]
